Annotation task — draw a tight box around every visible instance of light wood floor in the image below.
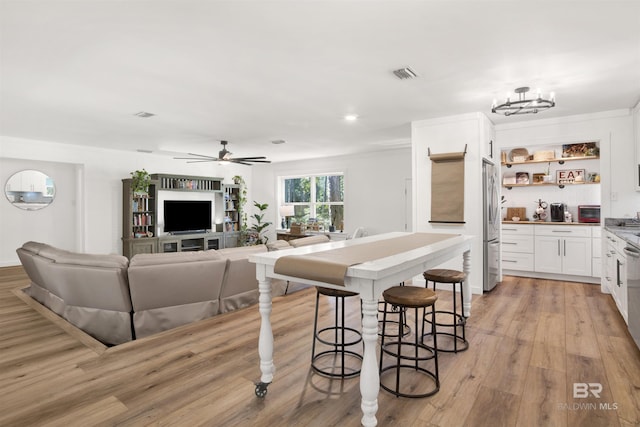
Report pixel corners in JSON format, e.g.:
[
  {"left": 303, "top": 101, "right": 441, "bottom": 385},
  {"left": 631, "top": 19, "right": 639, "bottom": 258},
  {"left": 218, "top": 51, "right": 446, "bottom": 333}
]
[{"left": 1, "top": 266, "right": 639, "bottom": 427}]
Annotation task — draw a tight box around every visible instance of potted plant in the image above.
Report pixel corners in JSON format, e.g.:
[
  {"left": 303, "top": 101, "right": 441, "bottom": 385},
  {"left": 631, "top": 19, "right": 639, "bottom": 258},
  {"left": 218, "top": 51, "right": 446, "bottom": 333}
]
[
  {"left": 247, "top": 201, "right": 272, "bottom": 245},
  {"left": 130, "top": 169, "right": 151, "bottom": 195}
]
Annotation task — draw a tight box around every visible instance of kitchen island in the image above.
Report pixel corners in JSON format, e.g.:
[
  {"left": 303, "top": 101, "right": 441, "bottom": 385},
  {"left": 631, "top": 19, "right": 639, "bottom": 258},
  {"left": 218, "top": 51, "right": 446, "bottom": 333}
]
[{"left": 249, "top": 232, "right": 473, "bottom": 427}]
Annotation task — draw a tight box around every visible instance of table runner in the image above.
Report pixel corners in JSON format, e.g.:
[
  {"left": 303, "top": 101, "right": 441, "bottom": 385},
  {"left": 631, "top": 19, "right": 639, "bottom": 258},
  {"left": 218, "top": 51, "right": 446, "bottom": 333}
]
[{"left": 273, "top": 233, "right": 458, "bottom": 286}]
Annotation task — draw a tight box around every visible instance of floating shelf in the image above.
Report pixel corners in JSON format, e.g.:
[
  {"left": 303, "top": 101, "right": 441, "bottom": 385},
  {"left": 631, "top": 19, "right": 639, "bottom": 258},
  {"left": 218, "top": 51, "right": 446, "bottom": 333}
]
[
  {"left": 502, "top": 156, "right": 599, "bottom": 168},
  {"left": 503, "top": 182, "right": 600, "bottom": 190}
]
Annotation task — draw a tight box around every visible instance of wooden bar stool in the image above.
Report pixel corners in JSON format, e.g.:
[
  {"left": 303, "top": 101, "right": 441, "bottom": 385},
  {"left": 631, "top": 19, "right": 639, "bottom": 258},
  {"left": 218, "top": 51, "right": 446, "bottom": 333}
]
[
  {"left": 421, "top": 269, "right": 468, "bottom": 353},
  {"left": 378, "top": 282, "right": 411, "bottom": 339},
  {"left": 379, "top": 286, "right": 439, "bottom": 398},
  {"left": 311, "top": 287, "right": 363, "bottom": 378}
]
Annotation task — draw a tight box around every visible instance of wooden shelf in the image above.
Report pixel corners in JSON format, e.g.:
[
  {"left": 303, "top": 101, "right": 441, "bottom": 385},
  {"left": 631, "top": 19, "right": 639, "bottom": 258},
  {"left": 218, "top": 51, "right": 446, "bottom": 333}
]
[
  {"left": 502, "top": 155, "right": 599, "bottom": 168},
  {"left": 503, "top": 182, "right": 600, "bottom": 190}
]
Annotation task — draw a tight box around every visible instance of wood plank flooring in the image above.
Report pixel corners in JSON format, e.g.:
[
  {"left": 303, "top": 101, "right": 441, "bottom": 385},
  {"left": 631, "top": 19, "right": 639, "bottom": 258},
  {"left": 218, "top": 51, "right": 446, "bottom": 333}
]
[{"left": 1, "top": 267, "right": 639, "bottom": 426}]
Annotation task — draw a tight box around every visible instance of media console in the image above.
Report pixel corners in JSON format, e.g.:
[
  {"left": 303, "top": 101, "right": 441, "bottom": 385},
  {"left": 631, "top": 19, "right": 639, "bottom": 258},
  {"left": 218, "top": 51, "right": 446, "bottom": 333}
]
[{"left": 158, "top": 232, "right": 226, "bottom": 253}]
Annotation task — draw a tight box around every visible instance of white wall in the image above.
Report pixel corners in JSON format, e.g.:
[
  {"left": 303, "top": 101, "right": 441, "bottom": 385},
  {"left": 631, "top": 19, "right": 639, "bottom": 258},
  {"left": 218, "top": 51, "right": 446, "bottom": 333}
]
[
  {"left": 251, "top": 148, "right": 412, "bottom": 243},
  {"left": 0, "top": 135, "right": 254, "bottom": 265},
  {"left": 412, "top": 112, "right": 493, "bottom": 295},
  {"left": 0, "top": 157, "right": 81, "bottom": 266},
  {"left": 495, "top": 109, "right": 639, "bottom": 220}
]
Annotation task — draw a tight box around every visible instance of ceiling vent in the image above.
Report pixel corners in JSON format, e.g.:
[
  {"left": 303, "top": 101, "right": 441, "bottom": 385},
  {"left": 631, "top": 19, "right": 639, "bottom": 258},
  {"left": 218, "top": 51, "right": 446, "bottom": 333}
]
[
  {"left": 393, "top": 67, "right": 418, "bottom": 80},
  {"left": 133, "top": 111, "right": 155, "bottom": 118}
]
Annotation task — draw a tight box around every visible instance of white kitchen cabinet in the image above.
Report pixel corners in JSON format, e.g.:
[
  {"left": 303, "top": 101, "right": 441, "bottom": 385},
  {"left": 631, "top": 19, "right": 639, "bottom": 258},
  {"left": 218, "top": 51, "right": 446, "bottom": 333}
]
[
  {"left": 603, "top": 230, "right": 628, "bottom": 322},
  {"left": 592, "top": 227, "right": 601, "bottom": 278},
  {"left": 502, "top": 224, "right": 534, "bottom": 272},
  {"left": 534, "top": 225, "right": 592, "bottom": 276},
  {"left": 6, "top": 170, "right": 48, "bottom": 193}
]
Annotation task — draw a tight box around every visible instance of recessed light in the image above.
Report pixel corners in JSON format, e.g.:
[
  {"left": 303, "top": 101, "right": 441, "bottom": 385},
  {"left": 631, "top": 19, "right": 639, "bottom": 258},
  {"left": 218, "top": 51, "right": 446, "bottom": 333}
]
[
  {"left": 133, "top": 111, "right": 155, "bottom": 118},
  {"left": 344, "top": 114, "right": 359, "bottom": 121}
]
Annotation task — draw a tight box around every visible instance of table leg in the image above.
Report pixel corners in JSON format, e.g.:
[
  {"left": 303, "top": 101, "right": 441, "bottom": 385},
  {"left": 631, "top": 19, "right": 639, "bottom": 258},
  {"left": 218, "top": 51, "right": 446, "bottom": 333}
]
[
  {"left": 360, "top": 298, "right": 379, "bottom": 427},
  {"left": 256, "top": 277, "right": 274, "bottom": 396},
  {"left": 462, "top": 249, "right": 471, "bottom": 317}
]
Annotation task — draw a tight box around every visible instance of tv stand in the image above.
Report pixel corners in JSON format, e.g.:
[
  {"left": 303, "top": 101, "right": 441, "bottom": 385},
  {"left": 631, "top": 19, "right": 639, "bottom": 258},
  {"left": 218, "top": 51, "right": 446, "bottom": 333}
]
[
  {"left": 170, "top": 230, "right": 208, "bottom": 236},
  {"left": 158, "top": 231, "right": 225, "bottom": 253}
]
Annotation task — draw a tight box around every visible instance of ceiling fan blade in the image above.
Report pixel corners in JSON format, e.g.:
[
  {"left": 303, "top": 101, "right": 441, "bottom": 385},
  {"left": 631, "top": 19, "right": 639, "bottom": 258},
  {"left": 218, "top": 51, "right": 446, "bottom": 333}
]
[
  {"left": 244, "top": 159, "right": 272, "bottom": 163},
  {"left": 231, "top": 160, "right": 252, "bottom": 166},
  {"left": 185, "top": 159, "right": 216, "bottom": 163},
  {"left": 231, "top": 156, "right": 268, "bottom": 161}
]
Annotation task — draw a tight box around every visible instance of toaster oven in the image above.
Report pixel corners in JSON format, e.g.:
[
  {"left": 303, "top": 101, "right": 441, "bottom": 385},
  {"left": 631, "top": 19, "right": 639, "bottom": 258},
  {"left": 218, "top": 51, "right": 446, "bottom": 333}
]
[{"left": 578, "top": 205, "right": 600, "bottom": 223}]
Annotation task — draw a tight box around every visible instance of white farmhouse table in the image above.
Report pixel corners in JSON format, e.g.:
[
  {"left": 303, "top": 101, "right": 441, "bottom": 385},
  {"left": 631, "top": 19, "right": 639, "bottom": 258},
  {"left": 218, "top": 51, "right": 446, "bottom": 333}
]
[{"left": 248, "top": 232, "right": 473, "bottom": 427}]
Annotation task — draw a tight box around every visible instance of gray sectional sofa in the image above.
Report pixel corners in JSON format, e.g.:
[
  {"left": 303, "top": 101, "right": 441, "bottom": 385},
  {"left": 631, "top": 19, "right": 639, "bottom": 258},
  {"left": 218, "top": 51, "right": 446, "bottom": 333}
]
[{"left": 16, "top": 241, "right": 291, "bottom": 345}]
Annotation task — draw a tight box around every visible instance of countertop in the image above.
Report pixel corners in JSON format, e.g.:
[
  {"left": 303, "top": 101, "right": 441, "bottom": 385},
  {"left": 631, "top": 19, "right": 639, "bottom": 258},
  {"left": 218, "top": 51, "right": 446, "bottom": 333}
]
[{"left": 603, "top": 218, "right": 640, "bottom": 250}]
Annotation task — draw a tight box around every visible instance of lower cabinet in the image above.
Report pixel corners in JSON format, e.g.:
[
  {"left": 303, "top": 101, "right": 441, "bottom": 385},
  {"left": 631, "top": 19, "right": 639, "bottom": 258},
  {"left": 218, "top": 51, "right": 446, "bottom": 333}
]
[
  {"left": 502, "top": 223, "right": 595, "bottom": 279},
  {"left": 123, "top": 238, "right": 158, "bottom": 258},
  {"left": 534, "top": 235, "right": 592, "bottom": 275},
  {"left": 157, "top": 232, "right": 225, "bottom": 253},
  {"left": 502, "top": 225, "right": 534, "bottom": 271},
  {"left": 603, "top": 230, "right": 628, "bottom": 323}
]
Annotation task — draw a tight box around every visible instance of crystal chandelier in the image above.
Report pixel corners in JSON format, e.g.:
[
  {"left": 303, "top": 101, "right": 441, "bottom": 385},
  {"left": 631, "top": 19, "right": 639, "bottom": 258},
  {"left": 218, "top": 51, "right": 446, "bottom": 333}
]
[{"left": 491, "top": 86, "right": 555, "bottom": 116}]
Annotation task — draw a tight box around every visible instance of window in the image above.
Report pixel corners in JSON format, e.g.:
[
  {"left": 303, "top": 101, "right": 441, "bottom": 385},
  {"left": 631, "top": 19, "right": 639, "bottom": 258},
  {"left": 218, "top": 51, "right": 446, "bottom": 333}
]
[{"left": 280, "top": 173, "right": 344, "bottom": 231}]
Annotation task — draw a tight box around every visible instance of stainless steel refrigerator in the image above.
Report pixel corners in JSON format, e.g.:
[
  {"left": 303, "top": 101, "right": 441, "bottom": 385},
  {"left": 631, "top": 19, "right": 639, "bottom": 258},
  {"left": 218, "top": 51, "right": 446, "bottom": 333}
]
[{"left": 483, "top": 158, "right": 500, "bottom": 291}]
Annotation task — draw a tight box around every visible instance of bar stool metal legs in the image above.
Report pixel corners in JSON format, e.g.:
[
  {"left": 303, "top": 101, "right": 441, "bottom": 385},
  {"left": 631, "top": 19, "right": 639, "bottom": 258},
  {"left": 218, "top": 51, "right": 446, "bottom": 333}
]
[
  {"left": 311, "top": 287, "right": 363, "bottom": 378},
  {"left": 379, "top": 286, "right": 439, "bottom": 398},
  {"left": 421, "top": 269, "right": 469, "bottom": 353}
]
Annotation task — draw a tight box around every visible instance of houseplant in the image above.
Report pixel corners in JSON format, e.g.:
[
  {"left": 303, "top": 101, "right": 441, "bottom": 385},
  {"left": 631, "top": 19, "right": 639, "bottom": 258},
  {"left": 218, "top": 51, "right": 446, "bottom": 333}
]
[
  {"left": 247, "top": 201, "right": 272, "bottom": 245},
  {"left": 130, "top": 169, "right": 151, "bottom": 195}
]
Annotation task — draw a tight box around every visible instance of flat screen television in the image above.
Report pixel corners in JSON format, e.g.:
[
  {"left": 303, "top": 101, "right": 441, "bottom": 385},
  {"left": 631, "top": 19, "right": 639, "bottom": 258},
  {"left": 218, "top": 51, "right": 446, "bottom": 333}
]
[{"left": 164, "top": 200, "right": 211, "bottom": 233}]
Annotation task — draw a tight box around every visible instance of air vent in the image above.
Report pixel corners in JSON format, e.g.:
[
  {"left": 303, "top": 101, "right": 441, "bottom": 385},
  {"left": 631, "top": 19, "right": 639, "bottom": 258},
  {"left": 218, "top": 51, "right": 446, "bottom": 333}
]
[
  {"left": 392, "top": 67, "right": 418, "bottom": 80},
  {"left": 271, "top": 139, "right": 286, "bottom": 145},
  {"left": 133, "top": 111, "right": 155, "bottom": 118}
]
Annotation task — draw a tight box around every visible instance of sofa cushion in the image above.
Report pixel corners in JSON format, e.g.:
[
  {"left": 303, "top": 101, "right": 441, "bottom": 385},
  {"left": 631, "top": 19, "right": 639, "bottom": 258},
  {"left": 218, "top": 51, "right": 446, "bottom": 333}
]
[
  {"left": 289, "top": 235, "right": 330, "bottom": 248},
  {"left": 266, "top": 240, "right": 291, "bottom": 251},
  {"left": 216, "top": 244, "right": 267, "bottom": 260},
  {"left": 130, "top": 250, "right": 222, "bottom": 267}
]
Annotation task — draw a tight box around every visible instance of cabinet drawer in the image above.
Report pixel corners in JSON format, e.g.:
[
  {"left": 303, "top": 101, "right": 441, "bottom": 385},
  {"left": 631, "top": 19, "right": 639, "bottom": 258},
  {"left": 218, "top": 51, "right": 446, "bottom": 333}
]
[
  {"left": 502, "top": 252, "right": 534, "bottom": 272},
  {"left": 502, "top": 224, "right": 534, "bottom": 236},
  {"left": 502, "top": 235, "right": 534, "bottom": 253},
  {"left": 534, "top": 225, "right": 592, "bottom": 238}
]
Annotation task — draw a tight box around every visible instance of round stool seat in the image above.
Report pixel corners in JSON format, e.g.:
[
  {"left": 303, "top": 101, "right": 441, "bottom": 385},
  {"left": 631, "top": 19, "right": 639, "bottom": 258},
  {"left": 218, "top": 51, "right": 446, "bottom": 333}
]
[
  {"left": 383, "top": 286, "right": 437, "bottom": 308},
  {"left": 317, "top": 286, "right": 359, "bottom": 298},
  {"left": 423, "top": 269, "right": 466, "bottom": 283}
]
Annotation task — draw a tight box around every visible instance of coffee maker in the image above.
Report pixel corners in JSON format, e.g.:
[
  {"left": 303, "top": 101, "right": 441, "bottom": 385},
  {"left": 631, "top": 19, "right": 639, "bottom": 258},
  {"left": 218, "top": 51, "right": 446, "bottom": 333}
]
[{"left": 550, "top": 203, "right": 566, "bottom": 222}]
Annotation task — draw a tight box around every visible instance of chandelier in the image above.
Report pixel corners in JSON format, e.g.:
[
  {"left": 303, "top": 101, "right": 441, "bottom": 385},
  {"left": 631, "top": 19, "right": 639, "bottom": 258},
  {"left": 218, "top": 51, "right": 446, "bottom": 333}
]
[{"left": 491, "top": 86, "right": 555, "bottom": 116}]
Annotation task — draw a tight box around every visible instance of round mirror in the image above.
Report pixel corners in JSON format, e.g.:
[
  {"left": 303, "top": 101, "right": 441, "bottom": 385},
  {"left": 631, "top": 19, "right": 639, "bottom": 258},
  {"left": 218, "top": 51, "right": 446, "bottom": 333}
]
[{"left": 5, "top": 170, "right": 55, "bottom": 210}]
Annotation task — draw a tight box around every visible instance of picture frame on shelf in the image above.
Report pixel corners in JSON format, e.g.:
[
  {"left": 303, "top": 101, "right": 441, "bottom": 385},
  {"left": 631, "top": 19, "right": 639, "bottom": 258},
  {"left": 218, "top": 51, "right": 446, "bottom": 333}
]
[
  {"left": 516, "top": 172, "right": 530, "bottom": 185},
  {"left": 561, "top": 142, "right": 598, "bottom": 158},
  {"left": 556, "top": 169, "right": 585, "bottom": 184},
  {"left": 532, "top": 173, "right": 545, "bottom": 184}
]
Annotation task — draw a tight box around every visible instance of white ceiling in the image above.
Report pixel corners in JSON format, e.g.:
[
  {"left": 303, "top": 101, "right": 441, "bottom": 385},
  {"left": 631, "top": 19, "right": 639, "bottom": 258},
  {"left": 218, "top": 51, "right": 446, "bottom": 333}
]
[{"left": 1, "top": 1, "right": 639, "bottom": 163}]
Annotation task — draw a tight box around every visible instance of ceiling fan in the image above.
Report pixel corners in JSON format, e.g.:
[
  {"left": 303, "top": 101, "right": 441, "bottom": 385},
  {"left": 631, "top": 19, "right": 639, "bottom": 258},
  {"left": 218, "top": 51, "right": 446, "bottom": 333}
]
[{"left": 174, "top": 140, "right": 271, "bottom": 166}]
